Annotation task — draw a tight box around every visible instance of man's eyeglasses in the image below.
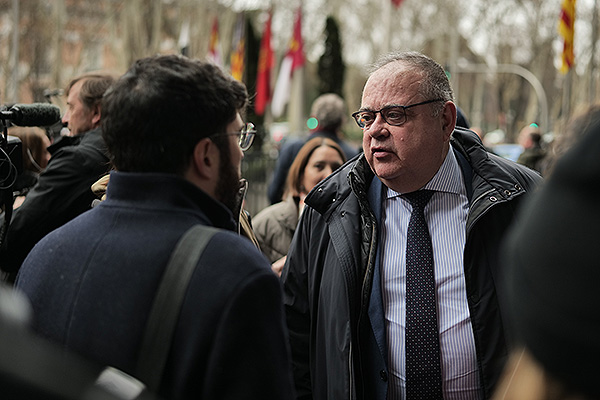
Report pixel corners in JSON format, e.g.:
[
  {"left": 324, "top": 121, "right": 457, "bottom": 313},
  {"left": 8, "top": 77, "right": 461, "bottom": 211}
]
[
  {"left": 351, "top": 99, "right": 444, "bottom": 129},
  {"left": 210, "top": 122, "right": 256, "bottom": 151}
]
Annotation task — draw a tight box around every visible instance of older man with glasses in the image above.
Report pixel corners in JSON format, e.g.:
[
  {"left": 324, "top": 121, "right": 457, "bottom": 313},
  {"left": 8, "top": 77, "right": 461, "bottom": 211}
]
[
  {"left": 16, "top": 54, "right": 293, "bottom": 400},
  {"left": 282, "top": 51, "right": 542, "bottom": 400}
]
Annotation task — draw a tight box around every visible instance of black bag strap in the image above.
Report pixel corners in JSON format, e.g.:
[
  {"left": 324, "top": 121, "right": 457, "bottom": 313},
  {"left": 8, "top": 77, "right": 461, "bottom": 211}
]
[{"left": 135, "top": 224, "right": 218, "bottom": 393}]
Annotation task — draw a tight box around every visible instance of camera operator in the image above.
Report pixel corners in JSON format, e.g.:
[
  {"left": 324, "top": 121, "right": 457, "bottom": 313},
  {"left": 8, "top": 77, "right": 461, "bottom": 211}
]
[{"left": 0, "top": 73, "right": 116, "bottom": 281}]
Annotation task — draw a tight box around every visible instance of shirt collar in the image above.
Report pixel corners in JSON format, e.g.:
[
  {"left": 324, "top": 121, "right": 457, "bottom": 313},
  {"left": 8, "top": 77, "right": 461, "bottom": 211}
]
[{"left": 386, "top": 148, "right": 466, "bottom": 199}]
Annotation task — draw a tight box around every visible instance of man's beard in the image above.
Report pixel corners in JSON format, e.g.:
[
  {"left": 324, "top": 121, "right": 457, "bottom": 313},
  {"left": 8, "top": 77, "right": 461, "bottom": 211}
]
[{"left": 215, "top": 148, "right": 241, "bottom": 213}]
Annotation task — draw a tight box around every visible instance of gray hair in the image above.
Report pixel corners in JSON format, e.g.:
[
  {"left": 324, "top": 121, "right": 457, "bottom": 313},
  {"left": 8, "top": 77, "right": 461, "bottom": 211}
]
[
  {"left": 310, "top": 93, "right": 347, "bottom": 132},
  {"left": 370, "top": 51, "right": 454, "bottom": 115}
]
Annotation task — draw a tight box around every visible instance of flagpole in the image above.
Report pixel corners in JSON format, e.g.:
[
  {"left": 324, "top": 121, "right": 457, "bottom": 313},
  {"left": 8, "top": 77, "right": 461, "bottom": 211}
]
[
  {"left": 563, "top": 70, "right": 572, "bottom": 123},
  {"left": 290, "top": 64, "right": 304, "bottom": 134},
  {"left": 590, "top": 0, "right": 598, "bottom": 103},
  {"left": 383, "top": 0, "right": 392, "bottom": 55}
]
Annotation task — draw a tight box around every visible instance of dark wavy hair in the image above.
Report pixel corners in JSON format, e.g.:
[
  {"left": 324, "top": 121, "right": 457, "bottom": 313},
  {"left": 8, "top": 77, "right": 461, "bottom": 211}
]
[{"left": 102, "top": 54, "right": 248, "bottom": 174}]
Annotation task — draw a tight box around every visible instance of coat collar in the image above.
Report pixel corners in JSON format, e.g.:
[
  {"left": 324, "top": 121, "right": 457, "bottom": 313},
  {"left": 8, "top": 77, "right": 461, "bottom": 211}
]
[{"left": 104, "top": 171, "right": 238, "bottom": 231}]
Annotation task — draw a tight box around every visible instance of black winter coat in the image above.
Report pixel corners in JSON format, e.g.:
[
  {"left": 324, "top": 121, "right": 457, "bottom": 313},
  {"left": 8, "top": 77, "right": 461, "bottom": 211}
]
[
  {"left": 282, "top": 128, "right": 542, "bottom": 400},
  {"left": 16, "top": 172, "right": 295, "bottom": 400},
  {"left": 1, "top": 128, "right": 111, "bottom": 273}
]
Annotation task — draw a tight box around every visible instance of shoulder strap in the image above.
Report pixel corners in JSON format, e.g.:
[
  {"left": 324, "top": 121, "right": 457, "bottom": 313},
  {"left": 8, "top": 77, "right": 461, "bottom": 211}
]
[{"left": 135, "top": 224, "right": 218, "bottom": 393}]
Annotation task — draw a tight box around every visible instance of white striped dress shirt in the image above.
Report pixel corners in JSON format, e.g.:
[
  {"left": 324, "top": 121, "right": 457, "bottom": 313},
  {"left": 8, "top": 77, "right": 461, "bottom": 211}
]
[{"left": 381, "top": 148, "right": 481, "bottom": 400}]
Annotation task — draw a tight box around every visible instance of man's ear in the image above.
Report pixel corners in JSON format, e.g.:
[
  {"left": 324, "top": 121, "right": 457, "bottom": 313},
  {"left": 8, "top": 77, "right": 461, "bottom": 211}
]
[
  {"left": 441, "top": 101, "right": 457, "bottom": 141},
  {"left": 91, "top": 104, "right": 102, "bottom": 127},
  {"left": 191, "top": 138, "right": 219, "bottom": 180}
]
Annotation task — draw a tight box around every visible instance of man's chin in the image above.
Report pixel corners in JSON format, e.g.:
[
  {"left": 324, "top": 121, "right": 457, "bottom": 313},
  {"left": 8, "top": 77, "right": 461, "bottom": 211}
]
[
  {"left": 216, "top": 171, "right": 241, "bottom": 214},
  {"left": 369, "top": 163, "right": 399, "bottom": 181}
]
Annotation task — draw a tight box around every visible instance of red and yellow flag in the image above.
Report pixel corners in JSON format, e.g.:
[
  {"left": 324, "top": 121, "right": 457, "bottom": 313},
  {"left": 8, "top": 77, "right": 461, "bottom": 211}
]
[
  {"left": 271, "top": 7, "right": 305, "bottom": 118},
  {"left": 255, "top": 12, "right": 274, "bottom": 116},
  {"left": 230, "top": 14, "right": 245, "bottom": 81},
  {"left": 207, "top": 17, "right": 221, "bottom": 66},
  {"left": 289, "top": 8, "right": 305, "bottom": 72},
  {"left": 558, "top": 0, "right": 576, "bottom": 74}
]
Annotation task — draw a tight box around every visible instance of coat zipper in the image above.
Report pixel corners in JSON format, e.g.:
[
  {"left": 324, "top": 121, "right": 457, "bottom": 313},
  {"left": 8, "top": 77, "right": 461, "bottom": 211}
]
[{"left": 354, "top": 208, "right": 378, "bottom": 400}]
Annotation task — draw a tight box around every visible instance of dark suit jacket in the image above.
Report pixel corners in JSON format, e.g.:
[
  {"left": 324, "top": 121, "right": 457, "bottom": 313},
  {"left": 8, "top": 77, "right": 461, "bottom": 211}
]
[{"left": 16, "top": 172, "right": 295, "bottom": 400}]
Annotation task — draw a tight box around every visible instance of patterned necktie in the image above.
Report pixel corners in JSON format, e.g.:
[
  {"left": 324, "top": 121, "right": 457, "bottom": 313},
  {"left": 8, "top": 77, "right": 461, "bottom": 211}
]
[{"left": 404, "top": 189, "right": 443, "bottom": 399}]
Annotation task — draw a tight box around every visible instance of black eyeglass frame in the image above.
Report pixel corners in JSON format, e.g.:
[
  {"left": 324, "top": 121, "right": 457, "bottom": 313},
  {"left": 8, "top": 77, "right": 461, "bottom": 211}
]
[
  {"left": 351, "top": 99, "right": 445, "bottom": 129},
  {"left": 210, "top": 122, "right": 256, "bottom": 151}
]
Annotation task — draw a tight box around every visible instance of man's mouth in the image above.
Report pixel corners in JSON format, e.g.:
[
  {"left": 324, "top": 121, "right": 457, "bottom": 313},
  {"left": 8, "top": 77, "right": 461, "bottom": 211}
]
[{"left": 371, "top": 147, "right": 391, "bottom": 158}]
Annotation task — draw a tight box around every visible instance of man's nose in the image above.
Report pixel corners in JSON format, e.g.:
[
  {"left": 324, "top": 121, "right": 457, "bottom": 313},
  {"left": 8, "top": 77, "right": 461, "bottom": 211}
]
[{"left": 367, "top": 115, "right": 390, "bottom": 139}]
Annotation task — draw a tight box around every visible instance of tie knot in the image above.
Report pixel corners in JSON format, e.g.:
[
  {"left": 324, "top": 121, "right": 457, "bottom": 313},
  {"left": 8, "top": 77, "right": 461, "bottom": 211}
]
[{"left": 404, "top": 189, "right": 434, "bottom": 210}]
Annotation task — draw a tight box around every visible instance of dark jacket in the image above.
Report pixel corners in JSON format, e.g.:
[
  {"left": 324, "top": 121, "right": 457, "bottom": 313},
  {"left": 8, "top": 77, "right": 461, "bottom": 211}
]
[
  {"left": 516, "top": 145, "right": 546, "bottom": 173},
  {"left": 16, "top": 172, "right": 295, "bottom": 400},
  {"left": 1, "top": 128, "right": 111, "bottom": 273},
  {"left": 267, "top": 130, "right": 360, "bottom": 204},
  {"left": 281, "top": 128, "right": 542, "bottom": 400}
]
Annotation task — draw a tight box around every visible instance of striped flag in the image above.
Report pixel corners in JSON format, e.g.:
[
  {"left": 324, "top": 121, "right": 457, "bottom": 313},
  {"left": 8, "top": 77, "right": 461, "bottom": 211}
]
[{"left": 558, "top": 0, "right": 576, "bottom": 74}]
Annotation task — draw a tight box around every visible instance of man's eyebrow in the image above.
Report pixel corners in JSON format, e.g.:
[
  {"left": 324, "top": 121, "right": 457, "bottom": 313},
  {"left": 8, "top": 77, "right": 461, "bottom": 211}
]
[{"left": 357, "top": 104, "right": 403, "bottom": 112}]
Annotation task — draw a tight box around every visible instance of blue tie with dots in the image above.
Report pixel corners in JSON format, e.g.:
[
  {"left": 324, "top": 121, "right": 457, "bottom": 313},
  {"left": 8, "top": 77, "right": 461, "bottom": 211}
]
[{"left": 404, "top": 189, "right": 443, "bottom": 399}]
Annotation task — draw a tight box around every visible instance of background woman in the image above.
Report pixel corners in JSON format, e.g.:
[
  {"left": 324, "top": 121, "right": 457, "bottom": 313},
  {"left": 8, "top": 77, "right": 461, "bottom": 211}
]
[
  {"left": 253, "top": 137, "right": 346, "bottom": 276},
  {"left": 8, "top": 126, "right": 51, "bottom": 208}
]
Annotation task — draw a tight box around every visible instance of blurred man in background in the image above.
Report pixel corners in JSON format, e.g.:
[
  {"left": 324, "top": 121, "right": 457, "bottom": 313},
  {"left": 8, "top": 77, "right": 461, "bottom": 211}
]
[
  {"left": 267, "top": 93, "right": 359, "bottom": 204},
  {"left": 516, "top": 123, "right": 546, "bottom": 173},
  {"left": 0, "top": 73, "right": 115, "bottom": 279}
]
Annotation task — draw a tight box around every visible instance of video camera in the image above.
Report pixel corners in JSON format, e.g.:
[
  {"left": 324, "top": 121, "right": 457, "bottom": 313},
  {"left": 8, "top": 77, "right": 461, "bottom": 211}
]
[
  {"left": 0, "top": 135, "right": 22, "bottom": 192},
  {"left": 0, "top": 103, "right": 61, "bottom": 247},
  {"left": 1, "top": 103, "right": 60, "bottom": 189}
]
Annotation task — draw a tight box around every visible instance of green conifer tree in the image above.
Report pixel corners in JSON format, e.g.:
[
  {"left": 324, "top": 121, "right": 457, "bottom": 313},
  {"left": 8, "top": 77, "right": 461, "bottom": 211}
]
[{"left": 318, "top": 16, "right": 345, "bottom": 97}]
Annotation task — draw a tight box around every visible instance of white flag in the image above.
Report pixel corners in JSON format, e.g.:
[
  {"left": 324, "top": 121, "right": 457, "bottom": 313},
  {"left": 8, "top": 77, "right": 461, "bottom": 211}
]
[{"left": 271, "top": 57, "right": 293, "bottom": 118}]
